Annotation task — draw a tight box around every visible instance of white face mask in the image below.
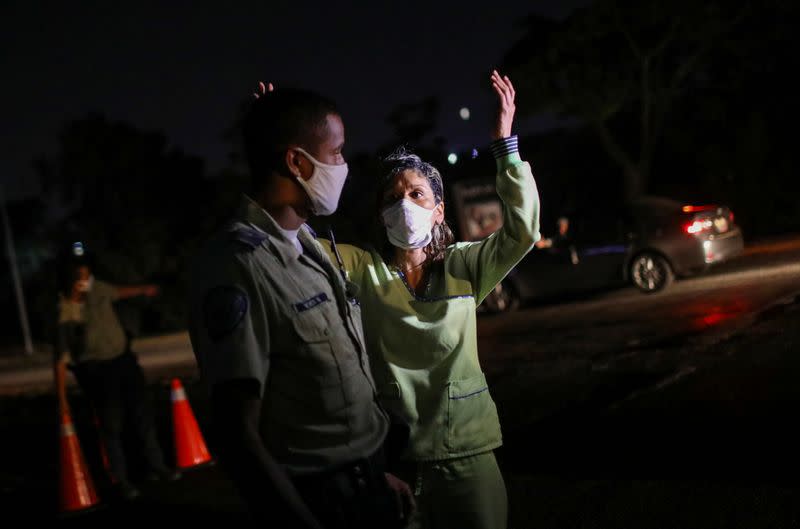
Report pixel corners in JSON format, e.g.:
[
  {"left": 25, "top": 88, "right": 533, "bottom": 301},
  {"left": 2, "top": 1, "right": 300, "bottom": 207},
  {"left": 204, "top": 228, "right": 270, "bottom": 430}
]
[
  {"left": 381, "top": 199, "right": 437, "bottom": 249},
  {"left": 77, "top": 275, "right": 94, "bottom": 293},
  {"left": 294, "top": 147, "right": 348, "bottom": 216}
]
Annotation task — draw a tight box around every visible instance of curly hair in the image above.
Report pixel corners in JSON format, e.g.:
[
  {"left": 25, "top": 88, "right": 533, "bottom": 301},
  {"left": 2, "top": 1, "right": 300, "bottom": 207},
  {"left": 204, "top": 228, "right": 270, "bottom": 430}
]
[{"left": 376, "top": 147, "right": 455, "bottom": 264}]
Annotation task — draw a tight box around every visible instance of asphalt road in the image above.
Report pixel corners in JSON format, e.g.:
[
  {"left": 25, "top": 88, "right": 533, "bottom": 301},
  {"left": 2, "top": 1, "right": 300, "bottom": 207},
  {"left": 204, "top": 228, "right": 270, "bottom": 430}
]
[
  {"left": 2, "top": 235, "right": 800, "bottom": 527},
  {"left": 480, "top": 247, "right": 800, "bottom": 427}
]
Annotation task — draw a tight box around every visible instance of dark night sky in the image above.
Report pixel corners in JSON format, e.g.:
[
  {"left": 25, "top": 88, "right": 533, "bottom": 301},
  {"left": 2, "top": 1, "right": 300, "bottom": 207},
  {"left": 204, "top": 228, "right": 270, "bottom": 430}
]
[{"left": 2, "top": 0, "right": 588, "bottom": 200}]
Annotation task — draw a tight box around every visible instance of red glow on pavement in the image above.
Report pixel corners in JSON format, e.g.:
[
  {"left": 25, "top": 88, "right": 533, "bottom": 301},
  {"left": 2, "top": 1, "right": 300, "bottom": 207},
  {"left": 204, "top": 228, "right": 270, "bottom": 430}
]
[
  {"left": 699, "top": 313, "right": 728, "bottom": 327},
  {"left": 681, "top": 299, "right": 752, "bottom": 332}
]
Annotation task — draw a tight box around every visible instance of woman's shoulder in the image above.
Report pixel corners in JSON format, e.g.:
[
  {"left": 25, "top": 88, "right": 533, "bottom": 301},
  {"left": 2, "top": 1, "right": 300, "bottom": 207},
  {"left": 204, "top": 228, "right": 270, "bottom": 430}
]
[
  {"left": 318, "top": 239, "right": 376, "bottom": 270},
  {"left": 445, "top": 239, "right": 483, "bottom": 256},
  {"left": 317, "top": 238, "right": 364, "bottom": 256}
]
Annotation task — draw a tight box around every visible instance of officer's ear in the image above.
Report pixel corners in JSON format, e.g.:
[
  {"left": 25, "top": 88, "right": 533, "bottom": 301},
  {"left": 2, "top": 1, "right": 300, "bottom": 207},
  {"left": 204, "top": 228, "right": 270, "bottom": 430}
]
[{"left": 285, "top": 148, "right": 310, "bottom": 181}]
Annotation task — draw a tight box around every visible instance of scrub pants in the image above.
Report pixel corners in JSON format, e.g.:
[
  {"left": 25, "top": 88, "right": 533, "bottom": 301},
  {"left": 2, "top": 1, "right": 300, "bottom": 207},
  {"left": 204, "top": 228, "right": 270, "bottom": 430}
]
[{"left": 397, "top": 450, "right": 508, "bottom": 529}]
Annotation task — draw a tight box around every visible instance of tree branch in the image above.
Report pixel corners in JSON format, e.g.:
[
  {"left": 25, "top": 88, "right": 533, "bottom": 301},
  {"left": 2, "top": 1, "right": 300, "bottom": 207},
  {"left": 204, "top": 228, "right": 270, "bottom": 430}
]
[
  {"left": 591, "top": 119, "right": 638, "bottom": 176},
  {"left": 613, "top": 4, "right": 642, "bottom": 60},
  {"left": 669, "top": 6, "right": 750, "bottom": 92}
]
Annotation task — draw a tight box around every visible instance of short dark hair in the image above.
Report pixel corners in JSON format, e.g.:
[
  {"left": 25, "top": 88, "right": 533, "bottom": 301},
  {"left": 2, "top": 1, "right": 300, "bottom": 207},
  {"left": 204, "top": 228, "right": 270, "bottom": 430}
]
[{"left": 242, "top": 88, "right": 340, "bottom": 188}]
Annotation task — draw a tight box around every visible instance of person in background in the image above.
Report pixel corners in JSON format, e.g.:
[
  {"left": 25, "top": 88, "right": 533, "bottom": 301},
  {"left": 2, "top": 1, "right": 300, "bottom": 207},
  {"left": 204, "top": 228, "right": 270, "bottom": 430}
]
[
  {"left": 535, "top": 216, "right": 570, "bottom": 248},
  {"left": 54, "top": 245, "right": 181, "bottom": 501},
  {"left": 535, "top": 216, "right": 578, "bottom": 264}
]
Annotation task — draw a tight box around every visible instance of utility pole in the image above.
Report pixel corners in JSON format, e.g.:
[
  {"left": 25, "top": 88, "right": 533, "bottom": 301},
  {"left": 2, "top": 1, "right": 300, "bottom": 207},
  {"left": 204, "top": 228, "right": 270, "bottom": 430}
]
[{"left": 0, "top": 184, "right": 34, "bottom": 355}]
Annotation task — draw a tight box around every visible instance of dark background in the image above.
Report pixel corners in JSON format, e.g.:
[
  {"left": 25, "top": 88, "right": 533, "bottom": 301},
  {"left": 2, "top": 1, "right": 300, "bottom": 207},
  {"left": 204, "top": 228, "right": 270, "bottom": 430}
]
[{"left": 1, "top": 0, "right": 797, "bottom": 347}]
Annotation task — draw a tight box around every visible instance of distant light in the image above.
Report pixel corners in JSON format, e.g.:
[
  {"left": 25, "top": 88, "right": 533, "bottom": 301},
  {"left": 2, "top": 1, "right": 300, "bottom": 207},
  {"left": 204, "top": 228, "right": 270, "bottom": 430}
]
[
  {"left": 459, "top": 107, "right": 470, "bottom": 120},
  {"left": 471, "top": 148, "right": 479, "bottom": 159},
  {"left": 447, "top": 153, "right": 458, "bottom": 165},
  {"left": 72, "top": 242, "right": 85, "bottom": 257}
]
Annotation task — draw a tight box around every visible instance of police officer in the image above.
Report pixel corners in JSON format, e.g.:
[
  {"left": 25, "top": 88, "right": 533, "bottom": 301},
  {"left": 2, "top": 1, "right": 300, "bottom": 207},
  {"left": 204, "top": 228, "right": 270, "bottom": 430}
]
[{"left": 188, "top": 85, "right": 414, "bottom": 529}]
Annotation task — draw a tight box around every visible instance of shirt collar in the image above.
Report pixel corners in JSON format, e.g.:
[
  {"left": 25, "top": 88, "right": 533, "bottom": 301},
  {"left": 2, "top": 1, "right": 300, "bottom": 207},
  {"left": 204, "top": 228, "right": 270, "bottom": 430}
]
[
  {"left": 237, "top": 194, "right": 321, "bottom": 260},
  {"left": 236, "top": 194, "right": 285, "bottom": 239}
]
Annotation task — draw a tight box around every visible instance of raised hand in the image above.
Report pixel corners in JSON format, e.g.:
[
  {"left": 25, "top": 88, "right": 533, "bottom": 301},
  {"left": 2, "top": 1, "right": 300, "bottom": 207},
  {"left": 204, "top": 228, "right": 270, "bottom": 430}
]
[
  {"left": 253, "top": 81, "right": 274, "bottom": 99},
  {"left": 490, "top": 70, "right": 516, "bottom": 140}
]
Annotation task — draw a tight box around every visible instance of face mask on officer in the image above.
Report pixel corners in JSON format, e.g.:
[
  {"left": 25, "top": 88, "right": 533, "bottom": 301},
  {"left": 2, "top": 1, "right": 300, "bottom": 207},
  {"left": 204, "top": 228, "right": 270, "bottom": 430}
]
[
  {"left": 76, "top": 275, "right": 94, "bottom": 293},
  {"left": 381, "top": 199, "right": 438, "bottom": 250},
  {"left": 293, "top": 147, "right": 349, "bottom": 216}
]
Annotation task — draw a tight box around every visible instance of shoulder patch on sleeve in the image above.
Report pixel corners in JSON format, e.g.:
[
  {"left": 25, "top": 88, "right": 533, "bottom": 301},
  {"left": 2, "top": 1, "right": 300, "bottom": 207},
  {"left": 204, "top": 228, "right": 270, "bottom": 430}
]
[
  {"left": 203, "top": 286, "right": 249, "bottom": 341},
  {"left": 228, "top": 223, "right": 269, "bottom": 250}
]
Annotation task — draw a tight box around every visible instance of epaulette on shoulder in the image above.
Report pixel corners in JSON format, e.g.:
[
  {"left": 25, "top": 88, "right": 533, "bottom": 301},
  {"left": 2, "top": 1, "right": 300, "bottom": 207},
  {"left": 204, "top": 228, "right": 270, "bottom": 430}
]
[
  {"left": 228, "top": 223, "right": 269, "bottom": 250},
  {"left": 303, "top": 223, "right": 317, "bottom": 239}
]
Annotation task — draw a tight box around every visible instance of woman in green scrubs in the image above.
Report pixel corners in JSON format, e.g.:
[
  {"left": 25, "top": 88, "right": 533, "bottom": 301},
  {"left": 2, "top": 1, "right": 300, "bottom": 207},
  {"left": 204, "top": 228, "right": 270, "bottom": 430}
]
[{"left": 323, "top": 70, "right": 540, "bottom": 529}]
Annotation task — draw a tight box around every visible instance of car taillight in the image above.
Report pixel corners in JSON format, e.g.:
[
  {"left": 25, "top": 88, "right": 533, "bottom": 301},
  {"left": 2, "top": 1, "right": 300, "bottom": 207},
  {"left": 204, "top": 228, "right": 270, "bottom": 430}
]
[
  {"left": 682, "top": 205, "right": 715, "bottom": 213},
  {"left": 685, "top": 219, "right": 713, "bottom": 234},
  {"left": 729, "top": 211, "right": 734, "bottom": 223}
]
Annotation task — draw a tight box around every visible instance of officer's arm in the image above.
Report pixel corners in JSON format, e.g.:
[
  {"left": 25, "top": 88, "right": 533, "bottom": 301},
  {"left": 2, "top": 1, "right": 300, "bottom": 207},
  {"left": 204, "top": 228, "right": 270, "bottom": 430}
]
[{"left": 211, "top": 378, "right": 324, "bottom": 529}]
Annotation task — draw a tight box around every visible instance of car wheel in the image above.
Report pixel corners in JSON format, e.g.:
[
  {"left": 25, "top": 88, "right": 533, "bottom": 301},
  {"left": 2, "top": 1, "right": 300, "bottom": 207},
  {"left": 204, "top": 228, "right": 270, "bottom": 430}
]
[
  {"left": 482, "top": 280, "right": 520, "bottom": 313},
  {"left": 630, "top": 252, "right": 674, "bottom": 293}
]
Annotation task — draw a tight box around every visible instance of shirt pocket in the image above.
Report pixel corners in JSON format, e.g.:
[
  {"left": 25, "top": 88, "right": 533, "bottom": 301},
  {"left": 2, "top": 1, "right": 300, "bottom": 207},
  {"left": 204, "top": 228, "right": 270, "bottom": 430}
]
[
  {"left": 290, "top": 301, "right": 331, "bottom": 341},
  {"left": 268, "top": 306, "right": 347, "bottom": 417},
  {"left": 445, "top": 373, "right": 502, "bottom": 453},
  {"left": 286, "top": 302, "right": 340, "bottom": 381}
]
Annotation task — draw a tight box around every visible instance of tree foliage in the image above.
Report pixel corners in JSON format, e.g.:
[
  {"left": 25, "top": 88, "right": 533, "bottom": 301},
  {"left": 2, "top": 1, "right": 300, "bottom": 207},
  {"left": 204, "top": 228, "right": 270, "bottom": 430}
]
[
  {"left": 32, "top": 114, "right": 245, "bottom": 336},
  {"left": 502, "top": 0, "right": 756, "bottom": 199}
]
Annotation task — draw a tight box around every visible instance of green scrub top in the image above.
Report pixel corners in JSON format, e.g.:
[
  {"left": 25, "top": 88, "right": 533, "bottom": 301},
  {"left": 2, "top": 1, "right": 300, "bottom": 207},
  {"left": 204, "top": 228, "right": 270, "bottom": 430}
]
[{"left": 321, "top": 155, "right": 540, "bottom": 461}]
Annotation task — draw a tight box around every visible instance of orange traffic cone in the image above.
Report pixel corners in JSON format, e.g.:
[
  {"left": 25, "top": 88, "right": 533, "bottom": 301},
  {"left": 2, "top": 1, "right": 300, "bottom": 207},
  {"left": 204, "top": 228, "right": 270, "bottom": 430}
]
[
  {"left": 58, "top": 404, "right": 101, "bottom": 514},
  {"left": 171, "top": 378, "right": 213, "bottom": 469}
]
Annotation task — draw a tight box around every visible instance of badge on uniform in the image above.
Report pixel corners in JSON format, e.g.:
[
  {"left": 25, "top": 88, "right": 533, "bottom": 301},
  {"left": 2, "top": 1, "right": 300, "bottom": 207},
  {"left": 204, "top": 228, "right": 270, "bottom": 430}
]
[
  {"left": 203, "top": 286, "right": 249, "bottom": 341},
  {"left": 293, "top": 292, "right": 329, "bottom": 313}
]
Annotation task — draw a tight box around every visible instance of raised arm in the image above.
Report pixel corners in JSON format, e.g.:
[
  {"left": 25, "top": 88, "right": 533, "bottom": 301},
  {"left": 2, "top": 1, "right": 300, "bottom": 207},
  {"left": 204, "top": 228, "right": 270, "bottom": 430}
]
[
  {"left": 451, "top": 71, "right": 541, "bottom": 303},
  {"left": 490, "top": 69, "right": 515, "bottom": 142}
]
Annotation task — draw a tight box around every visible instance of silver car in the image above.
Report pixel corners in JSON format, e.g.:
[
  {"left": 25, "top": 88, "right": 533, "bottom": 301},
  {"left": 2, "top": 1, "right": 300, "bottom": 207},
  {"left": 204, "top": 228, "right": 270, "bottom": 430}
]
[{"left": 482, "top": 196, "right": 744, "bottom": 312}]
